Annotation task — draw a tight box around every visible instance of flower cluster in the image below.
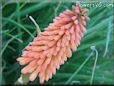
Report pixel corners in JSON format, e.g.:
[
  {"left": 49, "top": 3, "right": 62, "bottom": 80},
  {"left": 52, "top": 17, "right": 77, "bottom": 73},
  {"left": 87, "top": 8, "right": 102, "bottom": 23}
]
[{"left": 17, "top": 3, "right": 89, "bottom": 84}]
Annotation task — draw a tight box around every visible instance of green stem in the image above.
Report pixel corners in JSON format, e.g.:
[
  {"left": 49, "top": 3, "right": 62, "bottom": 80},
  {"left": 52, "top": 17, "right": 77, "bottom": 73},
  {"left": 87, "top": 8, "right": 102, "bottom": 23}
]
[
  {"left": 17, "top": 2, "right": 22, "bottom": 55},
  {"left": 90, "top": 46, "right": 98, "bottom": 85}
]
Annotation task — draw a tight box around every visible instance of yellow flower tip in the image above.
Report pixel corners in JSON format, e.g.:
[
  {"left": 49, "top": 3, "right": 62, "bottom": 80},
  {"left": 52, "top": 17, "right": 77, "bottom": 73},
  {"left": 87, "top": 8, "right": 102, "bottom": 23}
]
[{"left": 29, "top": 71, "right": 38, "bottom": 81}]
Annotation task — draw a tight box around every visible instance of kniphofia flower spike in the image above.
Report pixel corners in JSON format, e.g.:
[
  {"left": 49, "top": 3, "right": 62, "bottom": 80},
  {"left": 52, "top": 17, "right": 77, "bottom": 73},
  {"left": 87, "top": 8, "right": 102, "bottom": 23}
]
[{"left": 17, "top": 2, "right": 90, "bottom": 84}]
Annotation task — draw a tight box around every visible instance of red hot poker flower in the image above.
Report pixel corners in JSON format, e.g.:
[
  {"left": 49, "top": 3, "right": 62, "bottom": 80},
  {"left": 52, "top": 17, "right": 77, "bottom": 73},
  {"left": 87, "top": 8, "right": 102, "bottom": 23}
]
[{"left": 17, "top": 2, "right": 90, "bottom": 84}]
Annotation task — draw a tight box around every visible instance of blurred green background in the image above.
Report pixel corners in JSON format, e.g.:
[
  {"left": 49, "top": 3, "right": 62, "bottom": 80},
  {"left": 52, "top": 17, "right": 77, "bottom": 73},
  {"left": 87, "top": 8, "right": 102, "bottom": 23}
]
[{"left": 2, "top": 1, "right": 114, "bottom": 85}]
